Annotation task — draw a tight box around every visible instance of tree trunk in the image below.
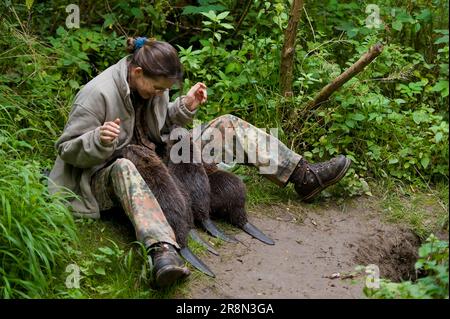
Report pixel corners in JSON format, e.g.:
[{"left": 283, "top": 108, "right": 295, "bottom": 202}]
[{"left": 280, "top": 0, "right": 304, "bottom": 98}]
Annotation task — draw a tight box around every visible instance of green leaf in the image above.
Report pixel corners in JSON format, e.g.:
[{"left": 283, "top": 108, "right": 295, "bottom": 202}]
[
  {"left": 217, "top": 11, "right": 230, "bottom": 20},
  {"left": 347, "top": 28, "right": 359, "bottom": 38},
  {"left": 392, "top": 21, "right": 403, "bottom": 31},
  {"left": 56, "top": 26, "right": 66, "bottom": 36},
  {"left": 225, "top": 63, "right": 236, "bottom": 74},
  {"left": 395, "top": 11, "right": 414, "bottom": 23},
  {"left": 434, "top": 35, "right": 449, "bottom": 45},
  {"left": 420, "top": 157, "right": 430, "bottom": 169},
  {"left": 345, "top": 119, "right": 355, "bottom": 128},
  {"left": 79, "top": 63, "right": 91, "bottom": 73},
  {"left": 25, "top": 0, "right": 34, "bottom": 10},
  {"left": 182, "top": 5, "right": 226, "bottom": 15},
  {"left": 389, "top": 158, "right": 399, "bottom": 164},
  {"left": 98, "top": 247, "right": 115, "bottom": 255},
  {"left": 200, "top": 10, "right": 216, "bottom": 20},
  {"left": 414, "top": 23, "right": 421, "bottom": 33},
  {"left": 412, "top": 111, "right": 428, "bottom": 124},
  {"left": 15, "top": 140, "right": 33, "bottom": 150},
  {"left": 220, "top": 23, "right": 234, "bottom": 30},
  {"left": 416, "top": 9, "right": 432, "bottom": 22},
  {"left": 435, "top": 132, "right": 443, "bottom": 143},
  {"left": 352, "top": 113, "right": 365, "bottom": 121},
  {"left": 431, "top": 80, "right": 449, "bottom": 97},
  {"left": 69, "top": 80, "right": 79, "bottom": 89},
  {"left": 130, "top": 8, "right": 144, "bottom": 19},
  {"left": 103, "top": 13, "right": 115, "bottom": 29},
  {"left": 44, "top": 121, "right": 57, "bottom": 137},
  {"left": 94, "top": 267, "right": 106, "bottom": 275}
]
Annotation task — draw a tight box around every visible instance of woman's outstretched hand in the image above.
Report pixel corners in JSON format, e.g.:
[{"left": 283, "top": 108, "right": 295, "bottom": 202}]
[
  {"left": 100, "top": 118, "right": 121, "bottom": 146},
  {"left": 184, "top": 82, "right": 207, "bottom": 111}
]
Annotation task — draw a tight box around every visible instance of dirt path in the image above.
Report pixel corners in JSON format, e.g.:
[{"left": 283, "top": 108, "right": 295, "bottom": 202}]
[{"left": 186, "top": 199, "right": 421, "bottom": 299}]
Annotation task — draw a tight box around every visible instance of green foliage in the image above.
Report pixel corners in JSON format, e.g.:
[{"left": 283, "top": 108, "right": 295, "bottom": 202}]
[
  {"left": 0, "top": 0, "right": 448, "bottom": 298},
  {"left": 178, "top": 1, "right": 289, "bottom": 135},
  {"left": 378, "top": 181, "right": 449, "bottom": 239},
  {"left": 0, "top": 19, "right": 73, "bottom": 163},
  {"left": 53, "top": 219, "right": 194, "bottom": 299},
  {"left": 48, "top": 27, "right": 125, "bottom": 79},
  {"left": 181, "top": 0, "right": 227, "bottom": 16},
  {"left": 295, "top": 36, "right": 449, "bottom": 185},
  {"left": 58, "top": 239, "right": 151, "bottom": 298},
  {"left": 365, "top": 235, "right": 449, "bottom": 299},
  {"left": 0, "top": 134, "right": 77, "bottom": 298},
  {"left": 177, "top": 1, "right": 448, "bottom": 188}
]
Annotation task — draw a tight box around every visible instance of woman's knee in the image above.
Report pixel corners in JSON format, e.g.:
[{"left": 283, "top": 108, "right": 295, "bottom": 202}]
[
  {"left": 215, "top": 114, "right": 240, "bottom": 126},
  {"left": 111, "top": 158, "right": 138, "bottom": 174}
]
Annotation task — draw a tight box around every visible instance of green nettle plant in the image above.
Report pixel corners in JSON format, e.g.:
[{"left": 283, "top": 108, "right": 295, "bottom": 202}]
[{"left": 364, "top": 235, "right": 449, "bottom": 299}]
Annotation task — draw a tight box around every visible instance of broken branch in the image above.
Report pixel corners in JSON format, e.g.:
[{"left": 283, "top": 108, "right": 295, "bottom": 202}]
[{"left": 306, "top": 42, "right": 384, "bottom": 110}]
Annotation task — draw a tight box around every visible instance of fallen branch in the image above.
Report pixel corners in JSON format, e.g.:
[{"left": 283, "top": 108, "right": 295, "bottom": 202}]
[{"left": 306, "top": 42, "right": 384, "bottom": 110}]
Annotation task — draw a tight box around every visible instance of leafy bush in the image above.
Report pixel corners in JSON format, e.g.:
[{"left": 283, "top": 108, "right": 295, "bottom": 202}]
[
  {"left": 298, "top": 40, "right": 449, "bottom": 184},
  {"left": 0, "top": 15, "right": 124, "bottom": 165},
  {"left": 177, "top": 1, "right": 449, "bottom": 188},
  {"left": 364, "top": 235, "right": 449, "bottom": 299}
]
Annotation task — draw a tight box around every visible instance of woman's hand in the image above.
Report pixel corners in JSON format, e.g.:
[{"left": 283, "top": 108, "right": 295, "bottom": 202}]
[
  {"left": 100, "top": 118, "right": 121, "bottom": 146},
  {"left": 184, "top": 82, "right": 207, "bottom": 111}
]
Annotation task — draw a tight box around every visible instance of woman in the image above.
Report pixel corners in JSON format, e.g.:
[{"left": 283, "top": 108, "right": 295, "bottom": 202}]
[{"left": 49, "top": 37, "right": 351, "bottom": 289}]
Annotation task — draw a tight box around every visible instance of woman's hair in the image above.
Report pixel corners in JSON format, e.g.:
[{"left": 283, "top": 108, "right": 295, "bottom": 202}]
[{"left": 126, "top": 37, "right": 183, "bottom": 83}]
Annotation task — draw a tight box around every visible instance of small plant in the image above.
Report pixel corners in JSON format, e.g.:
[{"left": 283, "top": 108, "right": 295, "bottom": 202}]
[{"left": 200, "top": 10, "right": 234, "bottom": 44}]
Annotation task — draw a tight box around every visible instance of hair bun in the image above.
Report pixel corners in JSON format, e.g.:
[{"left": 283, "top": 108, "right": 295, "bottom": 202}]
[
  {"left": 126, "top": 37, "right": 136, "bottom": 53},
  {"left": 126, "top": 37, "right": 158, "bottom": 53}
]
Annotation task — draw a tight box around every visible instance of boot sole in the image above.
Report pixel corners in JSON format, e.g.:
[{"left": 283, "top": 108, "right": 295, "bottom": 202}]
[
  {"left": 302, "top": 157, "right": 352, "bottom": 202},
  {"left": 155, "top": 265, "right": 190, "bottom": 288}
]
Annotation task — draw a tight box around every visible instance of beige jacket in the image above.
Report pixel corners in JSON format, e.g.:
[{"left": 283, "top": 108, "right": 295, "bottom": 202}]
[{"left": 49, "top": 56, "right": 197, "bottom": 218}]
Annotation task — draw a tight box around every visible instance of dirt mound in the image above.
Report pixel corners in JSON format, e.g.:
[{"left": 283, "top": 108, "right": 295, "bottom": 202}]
[{"left": 354, "top": 228, "right": 420, "bottom": 282}]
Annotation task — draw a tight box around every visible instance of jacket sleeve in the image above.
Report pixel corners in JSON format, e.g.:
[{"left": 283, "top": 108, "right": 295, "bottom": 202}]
[
  {"left": 166, "top": 95, "right": 197, "bottom": 127},
  {"left": 55, "top": 104, "right": 117, "bottom": 168}
]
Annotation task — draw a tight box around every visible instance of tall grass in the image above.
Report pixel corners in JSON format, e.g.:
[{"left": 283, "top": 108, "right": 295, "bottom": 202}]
[
  {"left": 0, "top": 10, "right": 81, "bottom": 298},
  {"left": 0, "top": 131, "right": 77, "bottom": 298}
]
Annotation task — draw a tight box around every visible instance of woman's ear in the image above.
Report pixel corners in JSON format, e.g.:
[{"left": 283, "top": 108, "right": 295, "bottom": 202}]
[{"left": 131, "top": 66, "right": 143, "bottom": 78}]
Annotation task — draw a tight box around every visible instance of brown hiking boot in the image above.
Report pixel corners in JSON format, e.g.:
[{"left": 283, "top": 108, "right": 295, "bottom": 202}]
[
  {"left": 149, "top": 242, "right": 190, "bottom": 288},
  {"left": 289, "top": 155, "right": 351, "bottom": 201}
]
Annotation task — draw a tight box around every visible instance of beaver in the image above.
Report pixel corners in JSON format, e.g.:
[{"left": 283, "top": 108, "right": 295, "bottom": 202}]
[
  {"left": 204, "top": 163, "right": 275, "bottom": 245},
  {"left": 164, "top": 129, "right": 237, "bottom": 244}
]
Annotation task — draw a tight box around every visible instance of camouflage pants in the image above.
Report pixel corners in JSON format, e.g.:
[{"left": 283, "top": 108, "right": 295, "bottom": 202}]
[
  {"left": 195, "top": 114, "right": 302, "bottom": 186},
  {"left": 91, "top": 114, "right": 302, "bottom": 247},
  {"left": 91, "top": 158, "right": 179, "bottom": 249}
]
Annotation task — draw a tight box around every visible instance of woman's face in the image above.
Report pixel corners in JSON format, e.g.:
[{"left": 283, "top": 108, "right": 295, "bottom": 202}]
[{"left": 130, "top": 67, "right": 175, "bottom": 99}]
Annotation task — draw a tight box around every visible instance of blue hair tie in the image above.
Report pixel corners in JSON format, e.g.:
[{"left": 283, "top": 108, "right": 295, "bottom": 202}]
[{"left": 134, "top": 37, "right": 147, "bottom": 51}]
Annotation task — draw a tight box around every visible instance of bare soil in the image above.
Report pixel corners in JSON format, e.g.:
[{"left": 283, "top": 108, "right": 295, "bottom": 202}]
[{"left": 186, "top": 198, "right": 422, "bottom": 299}]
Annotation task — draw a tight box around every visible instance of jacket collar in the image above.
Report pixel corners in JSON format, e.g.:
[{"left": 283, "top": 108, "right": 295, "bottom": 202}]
[{"left": 112, "top": 56, "right": 133, "bottom": 110}]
